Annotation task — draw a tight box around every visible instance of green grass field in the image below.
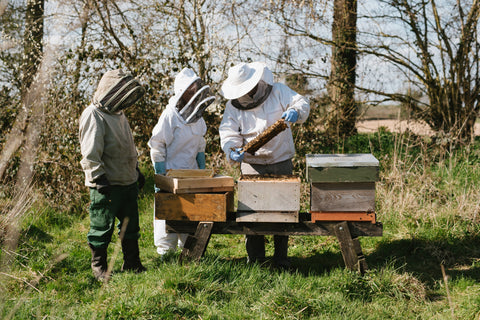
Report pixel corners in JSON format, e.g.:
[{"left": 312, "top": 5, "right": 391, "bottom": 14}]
[{"left": 1, "top": 131, "right": 480, "bottom": 319}]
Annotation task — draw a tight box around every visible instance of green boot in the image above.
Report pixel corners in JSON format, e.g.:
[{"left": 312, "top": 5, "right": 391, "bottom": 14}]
[
  {"left": 121, "top": 239, "right": 146, "bottom": 273},
  {"left": 88, "top": 243, "right": 109, "bottom": 281}
]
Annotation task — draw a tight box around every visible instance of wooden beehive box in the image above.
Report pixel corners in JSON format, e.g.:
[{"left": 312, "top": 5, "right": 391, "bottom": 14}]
[
  {"left": 306, "top": 154, "right": 379, "bottom": 223},
  {"left": 155, "top": 192, "right": 234, "bottom": 222},
  {"left": 236, "top": 175, "right": 300, "bottom": 222},
  {"left": 306, "top": 154, "right": 379, "bottom": 183},
  {"left": 154, "top": 169, "right": 235, "bottom": 222},
  {"left": 155, "top": 169, "right": 234, "bottom": 194}
]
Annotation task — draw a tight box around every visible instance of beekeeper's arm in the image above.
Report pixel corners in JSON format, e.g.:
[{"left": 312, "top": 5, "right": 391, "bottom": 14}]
[
  {"left": 278, "top": 83, "right": 310, "bottom": 124},
  {"left": 219, "top": 104, "right": 244, "bottom": 162},
  {"left": 148, "top": 115, "right": 174, "bottom": 175},
  {"left": 79, "top": 109, "right": 109, "bottom": 192}
]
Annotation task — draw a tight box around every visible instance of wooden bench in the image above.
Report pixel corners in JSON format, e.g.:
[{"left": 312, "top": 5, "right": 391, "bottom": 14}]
[{"left": 166, "top": 212, "right": 382, "bottom": 274}]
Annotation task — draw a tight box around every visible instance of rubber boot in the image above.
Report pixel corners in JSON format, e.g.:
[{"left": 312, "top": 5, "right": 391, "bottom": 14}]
[
  {"left": 121, "top": 239, "right": 146, "bottom": 273},
  {"left": 88, "top": 243, "right": 108, "bottom": 281},
  {"left": 245, "top": 235, "right": 266, "bottom": 264},
  {"left": 273, "top": 235, "right": 291, "bottom": 269}
]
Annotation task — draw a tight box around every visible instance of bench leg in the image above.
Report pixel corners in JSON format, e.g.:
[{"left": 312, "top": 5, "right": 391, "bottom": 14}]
[
  {"left": 333, "top": 221, "right": 368, "bottom": 274},
  {"left": 179, "top": 222, "right": 214, "bottom": 263}
]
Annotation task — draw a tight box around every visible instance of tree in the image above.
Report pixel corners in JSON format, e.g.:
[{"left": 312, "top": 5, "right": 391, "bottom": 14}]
[
  {"left": 246, "top": 0, "right": 360, "bottom": 139},
  {"left": 22, "top": 0, "right": 44, "bottom": 95},
  {"left": 0, "top": 0, "right": 44, "bottom": 182},
  {"left": 359, "top": 0, "right": 480, "bottom": 142},
  {"left": 327, "top": 0, "right": 358, "bottom": 138}
]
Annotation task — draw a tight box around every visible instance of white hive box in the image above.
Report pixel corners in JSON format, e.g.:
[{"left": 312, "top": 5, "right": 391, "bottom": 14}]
[{"left": 236, "top": 175, "right": 300, "bottom": 222}]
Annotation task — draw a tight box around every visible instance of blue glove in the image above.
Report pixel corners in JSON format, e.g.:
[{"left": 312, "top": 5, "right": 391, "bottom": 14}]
[
  {"left": 230, "top": 148, "right": 245, "bottom": 162},
  {"left": 153, "top": 162, "right": 166, "bottom": 193},
  {"left": 196, "top": 152, "right": 206, "bottom": 169},
  {"left": 154, "top": 162, "right": 166, "bottom": 175},
  {"left": 282, "top": 109, "right": 298, "bottom": 123}
]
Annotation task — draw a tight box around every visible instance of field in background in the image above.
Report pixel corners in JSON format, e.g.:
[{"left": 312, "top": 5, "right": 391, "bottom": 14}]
[{"left": 358, "top": 104, "right": 480, "bottom": 136}]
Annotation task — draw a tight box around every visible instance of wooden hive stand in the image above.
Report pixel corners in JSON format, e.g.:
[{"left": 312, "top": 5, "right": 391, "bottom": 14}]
[{"left": 158, "top": 156, "right": 384, "bottom": 274}]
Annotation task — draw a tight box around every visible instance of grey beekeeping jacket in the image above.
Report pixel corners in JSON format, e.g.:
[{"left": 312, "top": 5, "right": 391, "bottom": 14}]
[{"left": 79, "top": 81, "right": 139, "bottom": 187}]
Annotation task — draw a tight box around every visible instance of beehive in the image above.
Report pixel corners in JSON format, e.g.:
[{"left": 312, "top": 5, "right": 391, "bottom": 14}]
[
  {"left": 306, "top": 154, "right": 379, "bottom": 223},
  {"left": 154, "top": 169, "right": 235, "bottom": 222},
  {"left": 236, "top": 175, "right": 300, "bottom": 222},
  {"left": 155, "top": 191, "right": 234, "bottom": 222}
]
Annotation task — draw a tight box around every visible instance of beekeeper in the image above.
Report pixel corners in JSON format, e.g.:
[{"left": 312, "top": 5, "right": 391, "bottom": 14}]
[
  {"left": 219, "top": 62, "right": 310, "bottom": 269},
  {"left": 79, "top": 69, "right": 147, "bottom": 281},
  {"left": 148, "top": 68, "right": 214, "bottom": 257}
]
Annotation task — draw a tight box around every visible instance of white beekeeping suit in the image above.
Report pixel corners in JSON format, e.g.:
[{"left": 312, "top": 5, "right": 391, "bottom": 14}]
[
  {"left": 148, "top": 68, "right": 212, "bottom": 256},
  {"left": 219, "top": 62, "right": 310, "bottom": 165},
  {"left": 218, "top": 62, "right": 310, "bottom": 269}
]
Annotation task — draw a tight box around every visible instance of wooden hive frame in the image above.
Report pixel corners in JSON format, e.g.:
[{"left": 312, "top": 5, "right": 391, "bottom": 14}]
[{"left": 241, "top": 119, "right": 288, "bottom": 155}]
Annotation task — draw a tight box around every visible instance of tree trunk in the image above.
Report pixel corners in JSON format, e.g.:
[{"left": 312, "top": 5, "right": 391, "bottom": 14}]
[
  {"left": 0, "top": 0, "right": 44, "bottom": 181},
  {"left": 22, "top": 0, "right": 44, "bottom": 95},
  {"left": 327, "top": 0, "right": 358, "bottom": 139}
]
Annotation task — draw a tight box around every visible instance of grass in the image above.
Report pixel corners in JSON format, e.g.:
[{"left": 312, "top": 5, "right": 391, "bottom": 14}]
[{"left": 1, "top": 131, "right": 480, "bottom": 319}]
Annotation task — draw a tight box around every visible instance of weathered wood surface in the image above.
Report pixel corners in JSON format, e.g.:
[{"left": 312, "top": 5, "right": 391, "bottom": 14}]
[
  {"left": 306, "top": 154, "right": 379, "bottom": 167},
  {"left": 310, "top": 212, "right": 376, "bottom": 223},
  {"left": 332, "top": 221, "right": 368, "bottom": 273},
  {"left": 310, "top": 182, "right": 375, "bottom": 212},
  {"left": 166, "top": 169, "right": 214, "bottom": 177},
  {"left": 179, "top": 222, "right": 214, "bottom": 263},
  {"left": 155, "top": 192, "right": 234, "bottom": 222},
  {"left": 307, "top": 166, "right": 379, "bottom": 183},
  {"left": 155, "top": 174, "right": 234, "bottom": 194},
  {"left": 237, "top": 175, "right": 300, "bottom": 212},
  {"left": 306, "top": 153, "right": 379, "bottom": 183},
  {"left": 236, "top": 211, "right": 299, "bottom": 223},
  {"left": 165, "top": 219, "right": 383, "bottom": 237}
]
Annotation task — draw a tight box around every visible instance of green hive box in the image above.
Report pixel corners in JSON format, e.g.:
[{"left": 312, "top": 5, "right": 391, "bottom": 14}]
[{"left": 306, "top": 154, "right": 379, "bottom": 183}]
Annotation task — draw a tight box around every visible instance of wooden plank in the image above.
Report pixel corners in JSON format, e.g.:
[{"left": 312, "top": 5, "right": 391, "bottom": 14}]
[
  {"left": 179, "top": 222, "right": 214, "bottom": 262},
  {"left": 306, "top": 154, "right": 379, "bottom": 183},
  {"left": 236, "top": 211, "right": 299, "bottom": 223},
  {"left": 306, "top": 154, "right": 379, "bottom": 168},
  {"left": 332, "top": 221, "right": 368, "bottom": 273},
  {"left": 352, "top": 237, "right": 368, "bottom": 273},
  {"left": 166, "top": 169, "right": 214, "bottom": 177},
  {"left": 307, "top": 166, "right": 379, "bottom": 183},
  {"left": 237, "top": 175, "right": 300, "bottom": 211},
  {"left": 155, "top": 174, "right": 234, "bottom": 194},
  {"left": 310, "top": 182, "right": 375, "bottom": 212},
  {"left": 311, "top": 212, "right": 376, "bottom": 223},
  {"left": 165, "top": 220, "right": 383, "bottom": 237},
  {"left": 155, "top": 192, "right": 233, "bottom": 221}
]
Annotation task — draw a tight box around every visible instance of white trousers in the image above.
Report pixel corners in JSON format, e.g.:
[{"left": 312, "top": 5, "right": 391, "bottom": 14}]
[{"left": 153, "top": 213, "right": 188, "bottom": 255}]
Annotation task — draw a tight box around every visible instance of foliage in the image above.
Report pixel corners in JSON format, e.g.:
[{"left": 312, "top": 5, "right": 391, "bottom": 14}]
[{"left": 0, "top": 2, "right": 23, "bottom": 150}]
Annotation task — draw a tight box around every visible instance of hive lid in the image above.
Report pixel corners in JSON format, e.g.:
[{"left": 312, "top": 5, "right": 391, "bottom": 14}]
[{"left": 306, "top": 154, "right": 379, "bottom": 167}]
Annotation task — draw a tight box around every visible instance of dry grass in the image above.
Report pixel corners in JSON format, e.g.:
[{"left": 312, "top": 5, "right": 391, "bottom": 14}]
[{"left": 0, "top": 183, "right": 37, "bottom": 271}]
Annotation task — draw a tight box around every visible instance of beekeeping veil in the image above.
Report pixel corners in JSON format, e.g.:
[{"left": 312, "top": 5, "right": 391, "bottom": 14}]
[
  {"left": 220, "top": 62, "right": 273, "bottom": 110},
  {"left": 173, "top": 68, "right": 215, "bottom": 124},
  {"left": 93, "top": 69, "right": 145, "bottom": 113}
]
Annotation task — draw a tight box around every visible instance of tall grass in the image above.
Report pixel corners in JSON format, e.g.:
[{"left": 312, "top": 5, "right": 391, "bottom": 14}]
[{"left": 1, "top": 132, "right": 480, "bottom": 319}]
